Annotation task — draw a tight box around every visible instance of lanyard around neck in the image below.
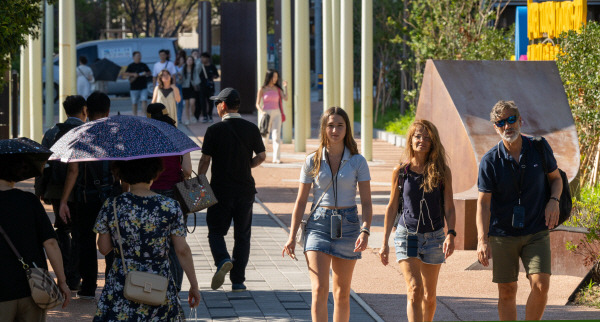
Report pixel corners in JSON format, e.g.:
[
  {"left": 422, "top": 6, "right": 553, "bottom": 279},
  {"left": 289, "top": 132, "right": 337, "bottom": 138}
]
[{"left": 325, "top": 146, "right": 345, "bottom": 208}]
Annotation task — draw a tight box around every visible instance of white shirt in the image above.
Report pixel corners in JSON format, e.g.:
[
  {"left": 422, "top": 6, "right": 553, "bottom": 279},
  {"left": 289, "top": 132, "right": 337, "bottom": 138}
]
[{"left": 152, "top": 60, "right": 177, "bottom": 78}]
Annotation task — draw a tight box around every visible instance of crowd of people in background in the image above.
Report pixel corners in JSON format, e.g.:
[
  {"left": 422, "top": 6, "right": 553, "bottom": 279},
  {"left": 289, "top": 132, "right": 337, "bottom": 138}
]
[{"left": 0, "top": 53, "right": 563, "bottom": 322}]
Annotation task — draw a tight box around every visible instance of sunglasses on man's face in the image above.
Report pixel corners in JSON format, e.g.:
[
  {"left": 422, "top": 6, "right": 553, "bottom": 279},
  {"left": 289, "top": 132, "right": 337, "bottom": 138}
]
[{"left": 494, "top": 115, "right": 518, "bottom": 127}]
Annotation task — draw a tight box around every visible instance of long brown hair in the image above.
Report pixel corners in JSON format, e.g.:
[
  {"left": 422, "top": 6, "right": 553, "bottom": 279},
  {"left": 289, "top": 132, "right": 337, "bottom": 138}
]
[
  {"left": 157, "top": 69, "right": 173, "bottom": 89},
  {"left": 308, "top": 107, "right": 359, "bottom": 177},
  {"left": 403, "top": 119, "right": 448, "bottom": 192}
]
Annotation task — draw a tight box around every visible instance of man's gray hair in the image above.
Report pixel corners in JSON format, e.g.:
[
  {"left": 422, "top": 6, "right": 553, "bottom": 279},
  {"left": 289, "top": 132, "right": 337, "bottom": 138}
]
[{"left": 490, "top": 100, "right": 520, "bottom": 123}]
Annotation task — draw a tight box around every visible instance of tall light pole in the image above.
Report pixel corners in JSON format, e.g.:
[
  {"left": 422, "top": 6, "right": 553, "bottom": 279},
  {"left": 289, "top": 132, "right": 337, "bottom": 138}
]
[
  {"left": 29, "top": 22, "right": 44, "bottom": 142},
  {"left": 361, "top": 0, "right": 373, "bottom": 160},
  {"left": 59, "top": 0, "right": 76, "bottom": 122},
  {"left": 322, "top": 0, "right": 333, "bottom": 112},
  {"left": 281, "top": 0, "right": 293, "bottom": 144},
  {"left": 294, "top": 0, "right": 309, "bottom": 152},
  {"left": 45, "top": 0, "right": 54, "bottom": 129},
  {"left": 19, "top": 46, "right": 30, "bottom": 137},
  {"left": 340, "top": 0, "right": 353, "bottom": 131}
]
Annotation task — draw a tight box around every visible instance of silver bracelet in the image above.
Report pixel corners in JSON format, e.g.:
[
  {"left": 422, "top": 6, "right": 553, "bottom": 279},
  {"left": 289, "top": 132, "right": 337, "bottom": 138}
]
[{"left": 360, "top": 228, "right": 370, "bottom": 236}]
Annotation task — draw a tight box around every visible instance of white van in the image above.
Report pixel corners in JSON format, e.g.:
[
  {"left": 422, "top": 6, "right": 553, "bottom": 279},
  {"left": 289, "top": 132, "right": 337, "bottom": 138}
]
[{"left": 45, "top": 37, "right": 178, "bottom": 101}]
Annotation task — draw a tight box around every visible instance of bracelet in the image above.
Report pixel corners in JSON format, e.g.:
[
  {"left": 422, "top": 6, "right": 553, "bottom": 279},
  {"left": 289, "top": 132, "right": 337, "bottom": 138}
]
[
  {"left": 360, "top": 228, "right": 370, "bottom": 236},
  {"left": 550, "top": 196, "right": 560, "bottom": 203},
  {"left": 447, "top": 229, "right": 457, "bottom": 237}
]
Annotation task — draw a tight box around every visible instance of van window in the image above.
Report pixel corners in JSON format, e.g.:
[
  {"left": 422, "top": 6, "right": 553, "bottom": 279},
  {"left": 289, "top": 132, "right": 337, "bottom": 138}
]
[
  {"left": 77, "top": 45, "right": 98, "bottom": 64},
  {"left": 140, "top": 41, "right": 174, "bottom": 65}
]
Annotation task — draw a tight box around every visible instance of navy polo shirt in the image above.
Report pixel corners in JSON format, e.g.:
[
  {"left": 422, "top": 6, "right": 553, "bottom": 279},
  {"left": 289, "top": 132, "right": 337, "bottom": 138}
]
[{"left": 478, "top": 136, "right": 557, "bottom": 237}]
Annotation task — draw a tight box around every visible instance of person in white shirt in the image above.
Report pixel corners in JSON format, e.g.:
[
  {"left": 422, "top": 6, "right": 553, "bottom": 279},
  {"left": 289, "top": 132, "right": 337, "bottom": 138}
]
[
  {"left": 152, "top": 49, "right": 177, "bottom": 86},
  {"left": 76, "top": 56, "right": 94, "bottom": 99}
]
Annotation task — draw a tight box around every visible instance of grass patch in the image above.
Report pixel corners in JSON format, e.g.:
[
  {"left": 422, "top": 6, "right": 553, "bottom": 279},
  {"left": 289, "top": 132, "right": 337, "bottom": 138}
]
[
  {"left": 353, "top": 101, "right": 415, "bottom": 136},
  {"left": 572, "top": 279, "right": 600, "bottom": 309}
]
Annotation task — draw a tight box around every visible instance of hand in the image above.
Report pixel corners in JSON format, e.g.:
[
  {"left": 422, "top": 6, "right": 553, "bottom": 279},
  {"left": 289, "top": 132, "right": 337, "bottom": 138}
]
[
  {"left": 282, "top": 80, "right": 288, "bottom": 87},
  {"left": 545, "top": 199, "right": 560, "bottom": 229},
  {"left": 477, "top": 239, "right": 492, "bottom": 267},
  {"left": 282, "top": 238, "right": 297, "bottom": 261},
  {"left": 188, "top": 287, "right": 201, "bottom": 307},
  {"left": 57, "top": 281, "right": 70, "bottom": 308},
  {"left": 354, "top": 232, "right": 368, "bottom": 252},
  {"left": 379, "top": 243, "right": 390, "bottom": 266},
  {"left": 59, "top": 201, "right": 71, "bottom": 223},
  {"left": 443, "top": 235, "right": 455, "bottom": 259}
]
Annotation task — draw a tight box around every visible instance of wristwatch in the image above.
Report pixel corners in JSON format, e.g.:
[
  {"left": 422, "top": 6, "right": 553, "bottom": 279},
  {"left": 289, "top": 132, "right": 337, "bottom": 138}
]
[
  {"left": 447, "top": 229, "right": 457, "bottom": 237},
  {"left": 550, "top": 196, "right": 560, "bottom": 203}
]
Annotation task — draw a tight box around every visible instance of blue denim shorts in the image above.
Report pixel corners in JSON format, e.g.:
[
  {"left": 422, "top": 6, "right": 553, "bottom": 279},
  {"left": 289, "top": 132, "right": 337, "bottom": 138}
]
[
  {"left": 304, "top": 206, "right": 361, "bottom": 260},
  {"left": 394, "top": 226, "right": 445, "bottom": 264},
  {"left": 130, "top": 88, "right": 148, "bottom": 105}
]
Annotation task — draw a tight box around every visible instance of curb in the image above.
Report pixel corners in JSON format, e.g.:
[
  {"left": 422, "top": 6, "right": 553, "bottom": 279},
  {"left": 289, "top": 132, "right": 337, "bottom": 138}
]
[{"left": 254, "top": 196, "right": 385, "bottom": 322}]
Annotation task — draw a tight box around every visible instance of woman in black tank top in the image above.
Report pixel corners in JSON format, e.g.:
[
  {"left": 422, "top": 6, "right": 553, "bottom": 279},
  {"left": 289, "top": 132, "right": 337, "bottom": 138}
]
[{"left": 379, "top": 120, "right": 457, "bottom": 322}]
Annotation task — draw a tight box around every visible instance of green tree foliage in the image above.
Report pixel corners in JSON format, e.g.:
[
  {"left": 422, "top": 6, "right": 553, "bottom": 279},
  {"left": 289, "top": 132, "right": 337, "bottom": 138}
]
[
  {"left": 564, "top": 185, "right": 600, "bottom": 273},
  {"left": 399, "top": 0, "right": 514, "bottom": 110},
  {"left": 556, "top": 21, "right": 600, "bottom": 187},
  {"left": 0, "top": 0, "right": 54, "bottom": 85}
]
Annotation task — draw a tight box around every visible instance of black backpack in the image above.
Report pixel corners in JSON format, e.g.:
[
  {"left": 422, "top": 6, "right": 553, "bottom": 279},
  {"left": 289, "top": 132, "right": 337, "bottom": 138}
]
[
  {"left": 75, "top": 161, "right": 122, "bottom": 204},
  {"left": 35, "top": 122, "right": 80, "bottom": 200},
  {"left": 532, "top": 137, "right": 573, "bottom": 227}
]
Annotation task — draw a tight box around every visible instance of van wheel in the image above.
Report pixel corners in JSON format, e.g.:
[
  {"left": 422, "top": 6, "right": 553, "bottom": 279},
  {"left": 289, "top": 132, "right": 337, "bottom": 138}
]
[{"left": 42, "top": 82, "right": 59, "bottom": 103}]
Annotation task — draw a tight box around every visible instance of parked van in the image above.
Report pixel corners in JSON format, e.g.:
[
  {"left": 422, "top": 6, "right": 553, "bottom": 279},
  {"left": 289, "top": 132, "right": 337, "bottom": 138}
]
[{"left": 45, "top": 37, "right": 178, "bottom": 101}]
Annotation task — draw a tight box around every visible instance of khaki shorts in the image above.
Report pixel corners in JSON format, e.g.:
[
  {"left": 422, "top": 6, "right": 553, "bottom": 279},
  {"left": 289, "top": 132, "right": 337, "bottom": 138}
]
[
  {"left": 489, "top": 229, "right": 551, "bottom": 283},
  {"left": 0, "top": 296, "right": 46, "bottom": 321}
]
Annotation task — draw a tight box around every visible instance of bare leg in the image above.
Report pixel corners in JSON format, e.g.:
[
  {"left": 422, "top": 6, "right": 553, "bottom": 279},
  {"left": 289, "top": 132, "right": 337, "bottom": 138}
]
[
  {"left": 399, "top": 258, "right": 424, "bottom": 322},
  {"left": 306, "top": 251, "right": 332, "bottom": 322},
  {"left": 331, "top": 257, "right": 357, "bottom": 322},
  {"left": 525, "top": 273, "right": 549, "bottom": 320},
  {"left": 132, "top": 103, "right": 138, "bottom": 116},
  {"left": 420, "top": 263, "right": 442, "bottom": 321},
  {"left": 497, "top": 282, "right": 518, "bottom": 320},
  {"left": 140, "top": 100, "right": 148, "bottom": 116}
]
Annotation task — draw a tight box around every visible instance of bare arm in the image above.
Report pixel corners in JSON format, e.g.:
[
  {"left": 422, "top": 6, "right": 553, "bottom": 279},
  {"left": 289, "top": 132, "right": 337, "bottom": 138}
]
[
  {"left": 442, "top": 167, "right": 456, "bottom": 258},
  {"left": 282, "top": 182, "right": 312, "bottom": 259},
  {"left": 545, "top": 169, "right": 563, "bottom": 229},
  {"left": 251, "top": 152, "right": 266, "bottom": 168},
  {"left": 151, "top": 86, "right": 159, "bottom": 103},
  {"left": 97, "top": 233, "right": 113, "bottom": 256},
  {"left": 181, "top": 153, "right": 192, "bottom": 179},
  {"left": 197, "top": 154, "right": 211, "bottom": 175},
  {"left": 59, "top": 163, "right": 79, "bottom": 222},
  {"left": 255, "top": 88, "right": 263, "bottom": 113},
  {"left": 173, "top": 86, "right": 181, "bottom": 103},
  {"left": 476, "top": 191, "right": 492, "bottom": 266},
  {"left": 43, "top": 238, "right": 70, "bottom": 308},
  {"left": 379, "top": 166, "right": 401, "bottom": 265},
  {"left": 354, "top": 180, "right": 372, "bottom": 252},
  {"left": 172, "top": 235, "right": 201, "bottom": 307}
]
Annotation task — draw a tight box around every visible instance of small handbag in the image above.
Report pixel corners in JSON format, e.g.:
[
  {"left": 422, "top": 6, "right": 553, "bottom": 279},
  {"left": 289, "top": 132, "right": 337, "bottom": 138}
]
[
  {"left": 0, "top": 225, "right": 63, "bottom": 310},
  {"left": 174, "top": 171, "right": 218, "bottom": 214},
  {"left": 113, "top": 200, "right": 168, "bottom": 306},
  {"left": 259, "top": 112, "right": 270, "bottom": 137},
  {"left": 296, "top": 162, "right": 344, "bottom": 245}
]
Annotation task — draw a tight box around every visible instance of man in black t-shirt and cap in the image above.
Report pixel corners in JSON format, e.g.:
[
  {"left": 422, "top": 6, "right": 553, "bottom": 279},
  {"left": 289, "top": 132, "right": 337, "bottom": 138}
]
[
  {"left": 198, "top": 88, "right": 266, "bottom": 292},
  {"left": 123, "top": 51, "right": 151, "bottom": 116}
]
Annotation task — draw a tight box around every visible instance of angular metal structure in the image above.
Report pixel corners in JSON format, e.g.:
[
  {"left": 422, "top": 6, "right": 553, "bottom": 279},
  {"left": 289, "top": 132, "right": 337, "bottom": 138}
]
[{"left": 416, "top": 60, "right": 580, "bottom": 249}]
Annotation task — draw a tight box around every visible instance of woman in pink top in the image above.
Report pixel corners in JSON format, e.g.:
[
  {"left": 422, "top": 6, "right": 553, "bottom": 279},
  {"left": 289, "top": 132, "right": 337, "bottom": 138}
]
[{"left": 255, "top": 69, "right": 288, "bottom": 163}]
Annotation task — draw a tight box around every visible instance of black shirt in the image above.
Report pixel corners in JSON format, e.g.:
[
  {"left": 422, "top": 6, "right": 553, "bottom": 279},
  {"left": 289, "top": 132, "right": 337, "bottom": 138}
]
[
  {"left": 202, "top": 117, "right": 265, "bottom": 198},
  {"left": 0, "top": 189, "right": 56, "bottom": 301},
  {"left": 125, "top": 62, "right": 151, "bottom": 90},
  {"left": 199, "top": 64, "right": 219, "bottom": 85}
]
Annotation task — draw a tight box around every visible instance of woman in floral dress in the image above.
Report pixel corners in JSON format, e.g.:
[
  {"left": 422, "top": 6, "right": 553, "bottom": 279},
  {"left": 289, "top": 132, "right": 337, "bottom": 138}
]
[{"left": 93, "top": 158, "right": 201, "bottom": 321}]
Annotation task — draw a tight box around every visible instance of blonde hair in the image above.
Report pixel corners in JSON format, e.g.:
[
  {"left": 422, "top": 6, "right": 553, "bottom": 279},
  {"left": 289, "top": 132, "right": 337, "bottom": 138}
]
[
  {"left": 308, "top": 107, "right": 359, "bottom": 177},
  {"left": 402, "top": 119, "right": 448, "bottom": 192},
  {"left": 490, "top": 100, "right": 520, "bottom": 123}
]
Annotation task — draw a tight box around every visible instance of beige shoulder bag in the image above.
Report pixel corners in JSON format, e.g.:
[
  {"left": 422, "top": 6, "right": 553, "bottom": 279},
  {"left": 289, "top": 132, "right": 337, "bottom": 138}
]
[{"left": 113, "top": 199, "right": 168, "bottom": 306}]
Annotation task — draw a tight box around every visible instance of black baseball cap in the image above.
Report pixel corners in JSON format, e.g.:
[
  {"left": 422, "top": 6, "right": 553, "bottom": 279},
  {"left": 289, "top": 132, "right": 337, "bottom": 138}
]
[{"left": 210, "top": 87, "right": 240, "bottom": 107}]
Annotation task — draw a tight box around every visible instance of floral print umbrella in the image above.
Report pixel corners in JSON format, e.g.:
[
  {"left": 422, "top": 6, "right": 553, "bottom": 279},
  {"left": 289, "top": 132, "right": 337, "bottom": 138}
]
[
  {"left": 49, "top": 115, "right": 200, "bottom": 162},
  {"left": 0, "top": 137, "right": 53, "bottom": 181}
]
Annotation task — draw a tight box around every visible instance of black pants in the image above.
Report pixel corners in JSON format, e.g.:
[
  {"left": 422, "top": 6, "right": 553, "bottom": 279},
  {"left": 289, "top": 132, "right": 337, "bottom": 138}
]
[
  {"left": 51, "top": 199, "right": 80, "bottom": 288},
  {"left": 206, "top": 194, "right": 254, "bottom": 284},
  {"left": 73, "top": 199, "right": 103, "bottom": 294},
  {"left": 196, "top": 85, "right": 215, "bottom": 119}
]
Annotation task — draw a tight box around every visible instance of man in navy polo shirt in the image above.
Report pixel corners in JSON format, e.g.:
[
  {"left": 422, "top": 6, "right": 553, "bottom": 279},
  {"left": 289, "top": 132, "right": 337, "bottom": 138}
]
[{"left": 476, "top": 100, "right": 563, "bottom": 321}]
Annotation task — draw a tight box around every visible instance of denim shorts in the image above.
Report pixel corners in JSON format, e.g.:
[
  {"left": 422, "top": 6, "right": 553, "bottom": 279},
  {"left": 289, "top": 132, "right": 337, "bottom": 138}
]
[
  {"left": 304, "top": 206, "right": 361, "bottom": 260},
  {"left": 394, "top": 226, "right": 445, "bottom": 264},
  {"left": 130, "top": 88, "right": 148, "bottom": 105}
]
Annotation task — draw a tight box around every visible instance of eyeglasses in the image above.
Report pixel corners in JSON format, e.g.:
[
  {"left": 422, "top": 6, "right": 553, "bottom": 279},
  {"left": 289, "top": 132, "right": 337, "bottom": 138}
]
[
  {"left": 494, "top": 115, "right": 518, "bottom": 127},
  {"left": 413, "top": 135, "right": 431, "bottom": 142}
]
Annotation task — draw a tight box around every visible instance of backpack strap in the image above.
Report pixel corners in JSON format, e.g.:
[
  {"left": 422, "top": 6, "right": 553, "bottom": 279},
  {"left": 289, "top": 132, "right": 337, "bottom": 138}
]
[
  {"left": 393, "top": 163, "right": 409, "bottom": 227},
  {"left": 532, "top": 136, "right": 549, "bottom": 174}
]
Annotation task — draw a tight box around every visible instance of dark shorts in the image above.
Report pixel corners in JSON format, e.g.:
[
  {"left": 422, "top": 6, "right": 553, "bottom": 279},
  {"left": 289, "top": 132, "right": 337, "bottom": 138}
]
[
  {"left": 489, "top": 229, "right": 552, "bottom": 283},
  {"left": 304, "top": 206, "right": 361, "bottom": 260}
]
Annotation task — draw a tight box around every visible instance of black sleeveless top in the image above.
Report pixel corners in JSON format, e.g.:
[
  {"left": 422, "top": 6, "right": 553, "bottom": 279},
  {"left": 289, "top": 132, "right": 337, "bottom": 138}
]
[{"left": 398, "top": 167, "right": 445, "bottom": 233}]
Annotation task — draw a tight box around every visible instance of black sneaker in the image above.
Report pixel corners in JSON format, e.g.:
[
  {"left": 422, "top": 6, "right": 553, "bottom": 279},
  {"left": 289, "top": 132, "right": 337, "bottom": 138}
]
[
  {"left": 232, "top": 283, "right": 247, "bottom": 292},
  {"left": 76, "top": 290, "right": 95, "bottom": 300},
  {"left": 211, "top": 260, "right": 233, "bottom": 290},
  {"left": 67, "top": 282, "right": 81, "bottom": 291}
]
